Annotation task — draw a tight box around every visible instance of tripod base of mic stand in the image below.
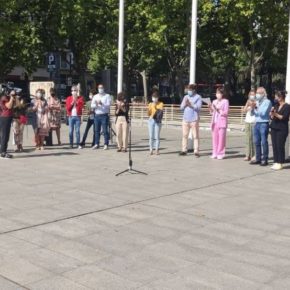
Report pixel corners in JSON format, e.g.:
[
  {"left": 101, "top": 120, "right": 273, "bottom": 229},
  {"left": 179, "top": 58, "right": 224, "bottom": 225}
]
[{"left": 116, "top": 161, "right": 147, "bottom": 177}]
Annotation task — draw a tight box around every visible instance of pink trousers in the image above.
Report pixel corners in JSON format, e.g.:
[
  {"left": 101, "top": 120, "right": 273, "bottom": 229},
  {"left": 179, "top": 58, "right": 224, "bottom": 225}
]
[{"left": 212, "top": 124, "right": 227, "bottom": 158}]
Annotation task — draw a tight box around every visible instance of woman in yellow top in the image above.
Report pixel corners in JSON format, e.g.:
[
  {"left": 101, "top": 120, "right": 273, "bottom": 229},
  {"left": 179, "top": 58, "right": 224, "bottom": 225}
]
[{"left": 147, "top": 92, "right": 164, "bottom": 155}]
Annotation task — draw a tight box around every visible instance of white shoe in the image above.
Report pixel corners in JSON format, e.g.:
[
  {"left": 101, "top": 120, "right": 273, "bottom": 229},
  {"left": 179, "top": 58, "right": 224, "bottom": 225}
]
[
  {"left": 92, "top": 145, "right": 99, "bottom": 150},
  {"left": 271, "top": 163, "right": 283, "bottom": 170},
  {"left": 103, "top": 145, "right": 108, "bottom": 150},
  {"left": 78, "top": 145, "right": 83, "bottom": 149}
]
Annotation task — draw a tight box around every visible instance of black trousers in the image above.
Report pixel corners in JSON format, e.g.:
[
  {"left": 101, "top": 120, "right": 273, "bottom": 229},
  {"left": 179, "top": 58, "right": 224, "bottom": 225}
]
[
  {"left": 80, "top": 118, "right": 95, "bottom": 146},
  {"left": 0, "top": 116, "right": 13, "bottom": 154},
  {"left": 271, "top": 128, "right": 288, "bottom": 164}
]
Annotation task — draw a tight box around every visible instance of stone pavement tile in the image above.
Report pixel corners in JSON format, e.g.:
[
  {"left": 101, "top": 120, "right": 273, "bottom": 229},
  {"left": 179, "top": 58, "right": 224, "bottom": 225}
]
[
  {"left": 243, "top": 238, "right": 290, "bottom": 260},
  {"left": 176, "top": 233, "right": 237, "bottom": 256},
  {"left": 0, "top": 235, "right": 39, "bottom": 256},
  {"left": 49, "top": 199, "right": 115, "bottom": 218},
  {"left": 263, "top": 233, "right": 290, "bottom": 248},
  {"left": 121, "top": 219, "right": 180, "bottom": 241},
  {"left": 46, "top": 239, "right": 109, "bottom": 264},
  {"left": 36, "top": 216, "right": 107, "bottom": 239},
  {"left": 95, "top": 255, "right": 170, "bottom": 285},
  {"left": 143, "top": 211, "right": 211, "bottom": 234},
  {"left": 269, "top": 275, "right": 290, "bottom": 290},
  {"left": 245, "top": 207, "right": 290, "bottom": 228},
  {"left": 172, "top": 263, "right": 262, "bottom": 290},
  {"left": 141, "top": 194, "right": 207, "bottom": 211},
  {"left": 228, "top": 216, "right": 281, "bottom": 232},
  {"left": 27, "top": 275, "right": 90, "bottom": 290},
  {"left": 120, "top": 250, "right": 194, "bottom": 274},
  {"left": 9, "top": 228, "right": 70, "bottom": 248},
  {"left": 182, "top": 196, "right": 263, "bottom": 222},
  {"left": 106, "top": 203, "right": 172, "bottom": 220},
  {"left": 0, "top": 276, "right": 27, "bottom": 290},
  {"left": 222, "top": 249, "right": 290, "bottom": 272},
  {"left": 82, "top": 211, "right": 136, "bottom": 227},
  {"left": 19, "top": 248, "right": 85, "bottom": 274},
  {"left": 0, "top": 256, "right": 52, "bottom": 285},
  {"left": 203, "top": 257, "right": 275, "bottom": 284},
  {"left": 7, "top": 207, "right": 70, "bottom": 226},
  {"left": 63, "top": 264, "right": 142, "bottom": 290},
  {"left": 188, "top": 221, "right": 267, "bottom": 246},
  {"left": 79, "top": 227, "right": 155, "bottom": 257},
  {"left": 142, "top": 241, "right": 217, "bottom": 265},
  {"left": 0, "top": 217, "right": 27, "bottom": 233},
  {"left": 137, "top": 276, "right": 217, "bottom": 290}
]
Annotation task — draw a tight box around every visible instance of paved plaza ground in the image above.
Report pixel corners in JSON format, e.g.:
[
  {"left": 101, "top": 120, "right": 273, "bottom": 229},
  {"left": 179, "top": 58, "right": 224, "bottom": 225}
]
[{"left": 0, "top": 123, "right": 290, "bottom": 290}]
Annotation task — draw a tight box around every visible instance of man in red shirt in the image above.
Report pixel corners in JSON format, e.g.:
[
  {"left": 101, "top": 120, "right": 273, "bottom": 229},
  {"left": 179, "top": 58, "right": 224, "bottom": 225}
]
[
  {"left": 0, "top": 90, "right": 15, "bottom": 158},
  {"left": 66, "top": 86, "right": 84, "bottom": 149}
]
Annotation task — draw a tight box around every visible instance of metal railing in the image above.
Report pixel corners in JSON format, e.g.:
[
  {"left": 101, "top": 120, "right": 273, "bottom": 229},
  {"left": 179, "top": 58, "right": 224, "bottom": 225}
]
[{"left": 58, "top": 104, "right": 246, "bottom": 130}]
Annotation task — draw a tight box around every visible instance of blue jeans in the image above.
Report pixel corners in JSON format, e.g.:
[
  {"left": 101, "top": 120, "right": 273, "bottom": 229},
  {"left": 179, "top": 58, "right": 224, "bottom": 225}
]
[
  {"left": 148, "top": 118, "right": 162, "bottom": 150},
  {"left": 69, "top": 116, "right": 81, "bottom": 146},
  {"left": 254, "top": 122, "right": 269, "bottom": 162},
  {"left": 94, "top": 114, "right": 109, "bottom": 146}
]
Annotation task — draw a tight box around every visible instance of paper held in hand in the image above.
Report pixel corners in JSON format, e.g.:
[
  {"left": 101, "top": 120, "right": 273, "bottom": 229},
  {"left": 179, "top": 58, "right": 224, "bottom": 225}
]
[{"left": 202, "top": 98, "right": 211, "bottom": 105}]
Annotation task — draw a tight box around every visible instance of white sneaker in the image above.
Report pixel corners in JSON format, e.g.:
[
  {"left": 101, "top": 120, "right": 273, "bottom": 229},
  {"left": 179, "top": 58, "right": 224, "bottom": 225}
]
[
  {"left": 78, "top": 145, "right": 83, "bottom": 149},
  {"left": 271, "top": 163, "right": 283, "bottom": 170},
  {"left": 103, "top": 145, "right": 108, "bottom": 150},
  {"left": 92, "top": 145, "right": 99, "bottom": 150}
]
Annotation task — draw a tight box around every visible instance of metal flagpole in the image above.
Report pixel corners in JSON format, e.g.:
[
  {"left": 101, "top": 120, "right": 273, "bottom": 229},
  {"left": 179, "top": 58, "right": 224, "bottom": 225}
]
[
  {"left": 285, "top": 7, "right": 290, "bottom": 160},
  {"left": 188, "top": 0, "right": 198, "bottom": 151},
  {"left": 117, "top": 0, "right": 125, "bottom": 93},
  {"left": 190, "top": 0, "right": 198, "bottom": 84}
]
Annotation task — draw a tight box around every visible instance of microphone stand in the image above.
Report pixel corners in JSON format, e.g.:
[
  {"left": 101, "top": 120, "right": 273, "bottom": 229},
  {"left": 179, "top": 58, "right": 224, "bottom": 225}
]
[{"left": 116, "top": 103, "right": 147, "bottom": 176}]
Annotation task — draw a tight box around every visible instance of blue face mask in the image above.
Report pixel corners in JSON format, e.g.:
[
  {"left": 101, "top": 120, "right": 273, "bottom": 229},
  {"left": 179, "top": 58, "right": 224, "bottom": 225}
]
[
  {"left": 274, "top": 98, "right": 279, "bottom": 104},
  {"left": 256, "top": 94, "right": 263, "bottom": 101},
  {"left": 188, "top": 90, "right": 193, "bottom": 97}
]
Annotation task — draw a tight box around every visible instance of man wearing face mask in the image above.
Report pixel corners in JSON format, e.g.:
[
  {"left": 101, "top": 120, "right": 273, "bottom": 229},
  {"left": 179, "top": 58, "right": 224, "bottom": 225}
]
[
  {"left": 66, "top": 86, "right": 85, "bottom": 149},
  {"left": 250, "top": 87, "right": 272, "bottom": 166},
  {"left": 179, "top": 84, "right": 202, "bottom": 157},
  {"left": 0, "top": 90, "right": 15, "bottom": 158},
  {"left": 80, "top": 89, "right": 96, "bottom": 148},
  {"left": 91, "top": 84, "right": 112, "bottom": 150}
]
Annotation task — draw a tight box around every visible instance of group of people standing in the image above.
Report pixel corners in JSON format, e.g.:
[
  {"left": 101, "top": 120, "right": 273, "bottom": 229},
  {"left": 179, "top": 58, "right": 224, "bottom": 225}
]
[
  {"left": 175, "top": 85, "right": 290, "bottom": 170},
  {"left": 0, "top": 83, "right": 290, "bottom": 171},
  {"left": 243, "top": 87, "right": 290, "bottom": 170},
  {"left": 65, "top": 84, "right": 129, "bottom": 152}
]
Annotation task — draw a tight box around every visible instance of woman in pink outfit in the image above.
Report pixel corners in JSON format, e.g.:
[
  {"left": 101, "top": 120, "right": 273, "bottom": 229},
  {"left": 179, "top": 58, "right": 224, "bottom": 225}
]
[{"left": 209, "top": 87, "right": 229, "bottom": 160}]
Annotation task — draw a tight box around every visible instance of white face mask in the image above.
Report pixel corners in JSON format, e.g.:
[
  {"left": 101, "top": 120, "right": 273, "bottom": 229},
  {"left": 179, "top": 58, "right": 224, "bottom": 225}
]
[
  {"left": 72, "top": 91, "right": 77, "bottom": 97},
  {"left": 89, "top": 94, "right": 93, "bottom": 100},
  {"left": 152, "top": 97, "right": 158, "bottom": 103},
  {"left": 98, "top": 88, "right": 104, "bottom": 94},
  {"left": 36, "top": 92, "right": 42, "bottom": 98},
  {"left": 249, "top": 95, "right": 255, "bottom": 101},
  {"left": 256, "top": 93, "right": 263, "bottom": 101}
]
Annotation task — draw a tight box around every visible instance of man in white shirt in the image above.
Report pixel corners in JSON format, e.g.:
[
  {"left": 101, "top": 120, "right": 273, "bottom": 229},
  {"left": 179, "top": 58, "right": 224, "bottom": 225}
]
[{"left": 91, "top": 84, "right": 111, "bottom": 150}]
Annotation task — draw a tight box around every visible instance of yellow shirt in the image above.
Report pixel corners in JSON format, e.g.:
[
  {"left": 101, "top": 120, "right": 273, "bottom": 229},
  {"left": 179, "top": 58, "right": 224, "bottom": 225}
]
[{"left": 148, "top": 102, "right": 164, "bottom": 118}]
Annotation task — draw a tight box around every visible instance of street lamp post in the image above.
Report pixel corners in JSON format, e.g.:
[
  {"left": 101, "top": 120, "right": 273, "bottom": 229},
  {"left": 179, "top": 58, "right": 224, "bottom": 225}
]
[
  {"left": 117, "top": 0, "right": 125, "bottom": 94},
  {"left": 285, "top": 7, "right": 290, "bottom": 159},
  {"left": 188, "top": 0, "right": 198, "bottom": 151},
  {"left": 190, "top": 0, "right": 198, "bottom": 84}
]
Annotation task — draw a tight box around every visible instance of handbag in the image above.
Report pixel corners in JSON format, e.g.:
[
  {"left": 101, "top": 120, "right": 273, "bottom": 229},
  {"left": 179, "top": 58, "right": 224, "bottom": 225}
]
[{"left": 153, "top": 109, "right": 164, "bottom": 124}]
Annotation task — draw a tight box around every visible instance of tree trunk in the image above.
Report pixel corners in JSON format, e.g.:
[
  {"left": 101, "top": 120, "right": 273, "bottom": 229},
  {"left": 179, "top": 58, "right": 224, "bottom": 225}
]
[
  {"left": 250, "top": 63, "right": 256, "bottom": 89},
  {"left": 140, "top": 70, "right": 148, "bottom": 104}
]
